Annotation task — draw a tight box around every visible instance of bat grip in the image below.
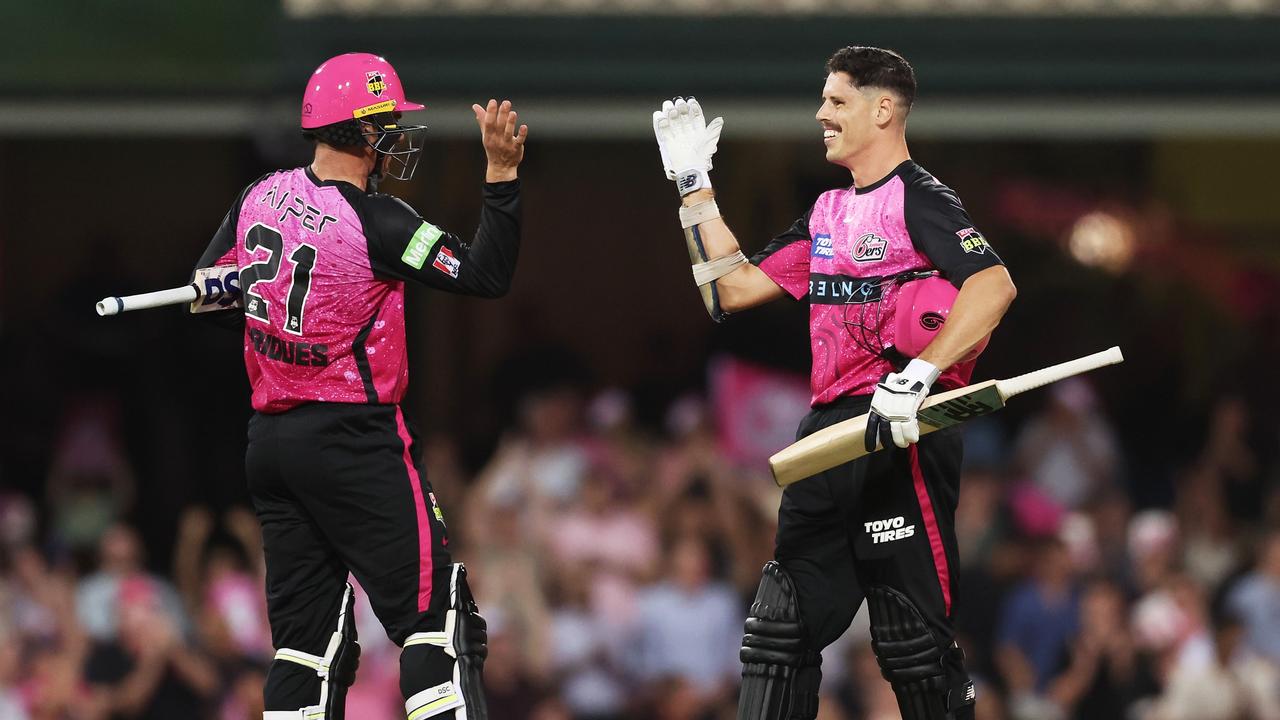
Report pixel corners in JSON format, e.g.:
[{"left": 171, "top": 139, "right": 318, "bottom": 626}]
[
  {"left": 95, "top": 284, "right": 200, "bottom": 316},
  {"left": 995, "top": 346, "right": 1124, "bottom": 398}
]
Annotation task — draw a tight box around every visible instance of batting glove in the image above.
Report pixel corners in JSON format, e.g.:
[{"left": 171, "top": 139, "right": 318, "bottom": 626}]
[
  {"left": 652, "top": 97, "right": 724, "bottom": 196},
  {"left": 865, "top": 359, "right": 941, "bottom": 451}
]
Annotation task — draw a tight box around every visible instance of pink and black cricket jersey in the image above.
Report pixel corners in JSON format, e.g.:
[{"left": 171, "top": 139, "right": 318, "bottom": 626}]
[
  {"left": 752, "top": 160, "right": 1002, "bottom": 405},
  {"left": 196, "top": 167, "right": 520, "bottom": 413}
]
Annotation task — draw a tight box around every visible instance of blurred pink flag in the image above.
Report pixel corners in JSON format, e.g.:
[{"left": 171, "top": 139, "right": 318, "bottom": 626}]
[{"left": 710, "top": 356, "right": 810, "bottom": 468}]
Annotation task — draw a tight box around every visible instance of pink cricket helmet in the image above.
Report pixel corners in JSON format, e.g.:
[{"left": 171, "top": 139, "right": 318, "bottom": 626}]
[
  {"left": 301, "top": 53, "right": 425, "bottom": 130},
  {"left": 893, "top": 275, "right": 990, "bottom": 363}
]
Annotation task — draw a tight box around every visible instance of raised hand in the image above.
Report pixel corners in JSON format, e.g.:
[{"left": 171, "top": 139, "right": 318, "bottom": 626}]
[
  {"left": 652, "top": 97, "right": 724, "bottom": 196},
  {"left": 472, "top": 99, "right": 528, "bottom": 182}
]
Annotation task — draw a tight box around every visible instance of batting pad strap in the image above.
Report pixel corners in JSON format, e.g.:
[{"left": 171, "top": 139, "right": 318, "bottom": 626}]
[
  {"left": 275, "top": 648, "right": 328, "bottom": 673},
  {"left": 406, "top": 682, "right": 464, "bottom": 719},
  {"left": 404, "top": 631, "right": 451, "bottom": 649},
  {"left": 679, "top": 199, "right": 721, "bottom": 229},
  {"left": 692, "top": 251, "right": 748, "bottom": 287}
]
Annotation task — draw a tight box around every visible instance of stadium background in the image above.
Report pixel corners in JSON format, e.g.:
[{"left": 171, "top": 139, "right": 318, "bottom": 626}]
[{"left": 2, "top": 1, "right": 1280, "bottom": 718}]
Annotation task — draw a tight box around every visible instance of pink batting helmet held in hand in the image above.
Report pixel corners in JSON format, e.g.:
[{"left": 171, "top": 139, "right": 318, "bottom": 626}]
[
  {"left": 893, "top": 275, "right": 990, "bottom": 363},
  {"left": 301, "top": 53, "right": 425, "bottom": 130}
]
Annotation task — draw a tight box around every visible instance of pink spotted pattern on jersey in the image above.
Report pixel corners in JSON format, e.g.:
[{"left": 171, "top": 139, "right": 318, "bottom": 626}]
[
  {"left": 226, "top": 168, "right": 409, "bottom": 413},
  {"left": 766, "top": 176, "right": 975, "bottom": 405}
]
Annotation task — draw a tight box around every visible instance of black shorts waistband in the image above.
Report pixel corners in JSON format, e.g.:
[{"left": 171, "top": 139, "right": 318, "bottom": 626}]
[{"left": 810, "top": 394, "right": 874, "bottom": 413}]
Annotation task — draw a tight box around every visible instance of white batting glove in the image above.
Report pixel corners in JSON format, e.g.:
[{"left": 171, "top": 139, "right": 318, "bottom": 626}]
[
  {"left": 652, "top": 97, "right": 724, "bottom": 196},
  {"left": 865, "top": 359, "right": 941, "bottom": 451}
]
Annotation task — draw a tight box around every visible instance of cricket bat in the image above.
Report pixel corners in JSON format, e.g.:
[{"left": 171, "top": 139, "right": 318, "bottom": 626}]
[
  {"left": 96, "top": 265, "right": 242, "bottom": 317},
  {"left": 769, "top": 346, "right": 1125, "bottom": 487}
]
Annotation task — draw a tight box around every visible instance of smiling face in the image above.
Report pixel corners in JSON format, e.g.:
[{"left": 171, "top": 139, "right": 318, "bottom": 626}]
[{"left": 815, "top": 71, "right": 903, "bottom": 170}]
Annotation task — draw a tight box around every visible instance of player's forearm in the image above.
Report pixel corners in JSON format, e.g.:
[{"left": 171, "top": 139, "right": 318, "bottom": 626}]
[
  {"left": 679, "top": 191, "right": 784, "bottom": 315},
  {"left": 918, "top": 265, "right": 1016, "bottom": 370},
  {"left": 459, "top": 180, "right": 521, "bottom": 297}
]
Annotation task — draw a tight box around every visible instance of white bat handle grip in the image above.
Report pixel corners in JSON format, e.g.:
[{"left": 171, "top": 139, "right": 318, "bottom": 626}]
[
  {"left": 96, "top": 284, "right": 199, "bottom": 316},
  {"left": 995, "top": 346, "right": 1124, "bottom": 399}
]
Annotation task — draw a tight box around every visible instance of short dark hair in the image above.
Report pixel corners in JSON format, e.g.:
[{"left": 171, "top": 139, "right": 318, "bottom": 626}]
[{"left": 825, "top": 46, "right": 917, "bottom": 111}]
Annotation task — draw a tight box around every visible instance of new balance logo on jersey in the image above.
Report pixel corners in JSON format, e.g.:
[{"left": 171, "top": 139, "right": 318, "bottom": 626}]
[
  {"left": 433, "top": 246, "right": 461, "bottom": 278},
  {"left": 865, "top": 516, "right": 915, "bottom": 544},
  {"left": 812, "top": 233, "right": 834, "bottom": 258},
  {"left": 852, "top": 233, "right": 887, "bottom": 263}
]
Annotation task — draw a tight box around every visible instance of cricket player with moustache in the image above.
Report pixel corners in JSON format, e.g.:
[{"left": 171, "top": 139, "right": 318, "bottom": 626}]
[
  {"left": 193, "top": 53, "right": 527, "bottom": 720},
  {"left": 652, "top": 47, "right": 1017, "bottom": 719}
]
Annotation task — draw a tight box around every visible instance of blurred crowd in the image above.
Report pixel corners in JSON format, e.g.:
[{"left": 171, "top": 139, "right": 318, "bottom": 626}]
[{"left": 2, "top": 373, "right": 1279, "bottom": 720}]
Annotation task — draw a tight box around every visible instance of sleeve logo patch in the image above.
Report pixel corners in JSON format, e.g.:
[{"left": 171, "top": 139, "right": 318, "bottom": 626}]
[
  {"left": 956, "top": 227, "right": 989, "bottom": 254},
  {"left": 811, "top": 233, "right": 834, "bottom": 258},
  {"left": 432, "top": 246, "right": 461, "bottom": 278},
  {"left": 401, "top": 222, "right": 443, "bottom": 270},
  {"left": 852, "top": 233, "right": 887, "bottom": 263}
]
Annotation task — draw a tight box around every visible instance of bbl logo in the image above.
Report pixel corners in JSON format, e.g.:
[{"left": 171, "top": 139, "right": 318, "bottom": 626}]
[
  {"left": 852, "top": 232, "right": 887, "bottom": 263},
  {"left": 956, "top": 227, "right": 990, "bottom": 254},
  {"left": 366, "top": 71, "right": 387, "bottom": 97}
]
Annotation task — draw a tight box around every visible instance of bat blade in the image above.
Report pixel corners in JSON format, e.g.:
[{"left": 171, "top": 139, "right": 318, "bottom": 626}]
[
  {"left": 768, "top": 347, "right": 1124, "bottom": 488},
  {"left": 767, "top": 381, "right": 1001, "bottom": 488}
]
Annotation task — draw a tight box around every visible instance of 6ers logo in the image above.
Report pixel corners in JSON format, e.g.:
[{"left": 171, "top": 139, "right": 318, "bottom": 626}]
[
  {"left": 852, "top": 232, "right": 887, "bottom": 263},
  {"left": 366, "top": 71, "right": 387, "bottom": 97}
]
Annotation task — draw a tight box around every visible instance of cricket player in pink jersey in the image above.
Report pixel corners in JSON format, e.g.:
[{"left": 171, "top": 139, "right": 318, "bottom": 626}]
[
  {"left": 194, "top": 52, "right": 527, "bottom": 720},
  {"left": 653, "top": 48, "right": 1017, "bottom": 719}
]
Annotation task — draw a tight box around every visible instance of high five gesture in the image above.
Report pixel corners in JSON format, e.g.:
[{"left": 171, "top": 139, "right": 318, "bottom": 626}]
[{"left": 472, "top": 99, "right": 528, "bottom": 182}]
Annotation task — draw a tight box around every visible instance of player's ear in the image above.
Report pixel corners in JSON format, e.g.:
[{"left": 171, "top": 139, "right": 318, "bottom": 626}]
[{"left": 874, "top": 93, "right": 896, "bottom": 128}]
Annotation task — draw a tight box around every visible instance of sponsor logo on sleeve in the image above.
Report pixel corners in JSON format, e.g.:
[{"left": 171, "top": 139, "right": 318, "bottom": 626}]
[
  {"left": 852, "top": 232, "right": 887, "bottom": 263},
  {"left": 401, "top": 222, "right": 443, "bottom": 270},
  {"left": 366, "top": 71, "right": 386, "bottom": 97},
  {"left": 956, "top": 227, "right": 990, "bottom": 254},
  {"left": 811, "top": 233, "right": 834, "bottom": 258},
  {"left": 432, "top": 246, "right": 462, "bottom": 278}
]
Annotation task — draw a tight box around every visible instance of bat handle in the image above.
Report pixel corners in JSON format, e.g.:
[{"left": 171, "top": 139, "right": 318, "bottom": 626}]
[
  {"left": 96, "top": 297, "right": 124, "bottom": 316},
  {"left": 95, "top": 284, "right": 200, "bottom": 316},
  {"left": 996, "top": 346, "right": 1124, "bottom": 398}
]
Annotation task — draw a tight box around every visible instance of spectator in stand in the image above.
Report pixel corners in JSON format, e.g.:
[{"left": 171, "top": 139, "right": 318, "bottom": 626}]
[
  {"left": 476, "top": 384, "right": 590, "bottom": 506},
  {"left": 0, "top": 622, "right": 23, "bottom": 719},
  {"left": 996, "top": 537, "right": 1081, "bottom": 703},
  {"left": 546, "top": 566, "right": 628, "bottom": 720},
  {"left": 75, "top": 524, "right": 186, "bottom": 643},
  {"left": 1227, "top": 529, "right": 1280, "bottom": 664},
  {"left": 1143, "top": 593, "right": 1280, "bottom": 720},
  {"left": 631, "top": 534, "right": 741, "bottom": 715},
  {"left": 1176, "top": 464, "right": 1242, "bottom": 591},
  {"left": 1128, "top": 511, "right": 1180, "bottom": 596},
  {"left": 482, "top": 612, "right": 553, "bottom": 720},
  {"left": 1047, "top": 578, "right": 1154, "bottom": 719},
  {"left": 1197, "top": 396, "right": 1262, "bottom": 522},
  {"left": 1012, "top": 378, "right": 1120, "bottom": 511},
  {"left": 84, "top": 575, "right": 218, "bottom": 718},
  {"left": 45, "top": 397, "right": 137, "bottom": 560}
]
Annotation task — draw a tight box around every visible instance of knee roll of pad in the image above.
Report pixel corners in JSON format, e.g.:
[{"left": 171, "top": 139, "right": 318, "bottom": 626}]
[
  {"left": 866, "top": 585, "right": 974, "bottom": 720},
  {"left": 266, "top": 583, "right": 361, "bottom": 720},
  {"left": 737, "top": 561, "right": 822, "bottom": 720},
  {"left": 403, "top": 563, "right": 489, "bottom": 720}
]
